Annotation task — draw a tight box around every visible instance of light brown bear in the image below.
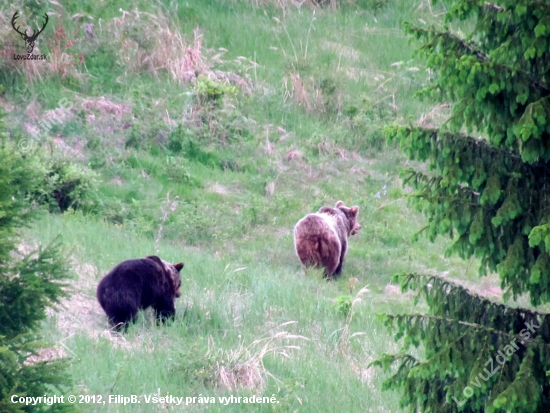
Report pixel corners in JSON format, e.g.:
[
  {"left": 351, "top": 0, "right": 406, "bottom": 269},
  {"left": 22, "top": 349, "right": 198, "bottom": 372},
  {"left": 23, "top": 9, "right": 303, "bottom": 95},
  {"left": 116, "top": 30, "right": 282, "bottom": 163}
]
[{"left": 294, "top": 201, "right": 361, "bottom": 279}]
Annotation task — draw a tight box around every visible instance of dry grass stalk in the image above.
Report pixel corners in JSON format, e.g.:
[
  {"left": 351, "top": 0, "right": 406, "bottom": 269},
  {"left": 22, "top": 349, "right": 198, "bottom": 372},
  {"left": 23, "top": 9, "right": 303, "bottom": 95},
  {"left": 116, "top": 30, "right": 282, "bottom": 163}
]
[
  {"left": 240, "top": 0, "right": 337, "bottom": 9},
  {"left": 24, "top": 346, "right": 69, "bottom": 366},
  {"left": 317, "top": 140, "right": 347, "bottom": 159},
  {"left": 288, "top": 73, "right": 312, "bottom": 110},
  {"left": 47, "top": 22, "right": 83, "bottom": 80},
  {"left": 155, "top": 191, "right": 178, "bottom": 254},
  {"left": 417, "top": 103, "right": 451, "bottom": 128},
  {"left": 213, "top": 321, "right": 308, "bottom": 391},
  {"left": 265, "top": 136, "right": 275, "bottom": 154},
  {"left": 265, "top": 181, "right": 275, "bottom": 197},
  {"left": 109, "top": 9, "right": 206, "bottom": 84},
  {"left": 335, "top": 286, "right": 370, "bottom": 355}
]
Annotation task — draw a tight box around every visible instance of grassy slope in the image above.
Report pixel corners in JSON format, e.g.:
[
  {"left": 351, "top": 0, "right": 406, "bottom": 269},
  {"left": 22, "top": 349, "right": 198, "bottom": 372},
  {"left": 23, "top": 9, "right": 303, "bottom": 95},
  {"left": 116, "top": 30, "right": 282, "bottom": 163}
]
[{"left": 1, "top": 0, "right": 501, "bottom": 411}]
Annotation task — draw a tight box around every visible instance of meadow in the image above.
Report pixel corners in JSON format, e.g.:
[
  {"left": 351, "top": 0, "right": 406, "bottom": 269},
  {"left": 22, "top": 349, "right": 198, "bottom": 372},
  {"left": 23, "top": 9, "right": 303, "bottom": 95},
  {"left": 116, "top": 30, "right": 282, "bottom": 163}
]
[{"left": 0, "top": 0, "right": 506, "bottom": 411}]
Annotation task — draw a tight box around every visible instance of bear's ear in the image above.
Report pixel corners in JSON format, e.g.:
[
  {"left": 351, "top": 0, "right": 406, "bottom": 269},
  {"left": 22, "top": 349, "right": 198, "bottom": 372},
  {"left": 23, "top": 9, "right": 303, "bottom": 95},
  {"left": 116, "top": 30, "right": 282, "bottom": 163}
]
[
  {"left": 335, "top": 200, "right": 345, "bottom": 208},
  {"left": 350, "top": 206, "right": 359, "bottom": 215},
  {"left": 174, "top": 262, "right": 184, "bottom": 272}
]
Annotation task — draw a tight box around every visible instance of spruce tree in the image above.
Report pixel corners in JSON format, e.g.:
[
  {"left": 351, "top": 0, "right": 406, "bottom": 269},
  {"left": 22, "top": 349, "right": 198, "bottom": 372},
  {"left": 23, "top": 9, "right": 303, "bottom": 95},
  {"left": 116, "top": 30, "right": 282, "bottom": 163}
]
[
  {"left": 372, "top": 1, "right": 550, "bottom": 412},
  {"left": 0, "top": 105, "right": 75, "bottom": 412}
]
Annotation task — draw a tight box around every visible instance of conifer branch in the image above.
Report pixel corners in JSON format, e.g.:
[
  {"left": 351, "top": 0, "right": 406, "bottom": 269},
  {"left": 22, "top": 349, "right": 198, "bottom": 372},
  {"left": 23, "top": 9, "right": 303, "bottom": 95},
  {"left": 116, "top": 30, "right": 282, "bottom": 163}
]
[
  {"left": 411, "top": 27, "right": 550, "bottom": 93},
  {"left": 376, "top": 2, "right": 550, "bottom": 410},
  {"left": 395, "top": 272, "right": 550, "bottom": 318},
  {"left": 394, "top": 126, "right": 550, "bottom": 193},
  {"left": 384, "top": 313, "right": 546, "bottom": 345}
]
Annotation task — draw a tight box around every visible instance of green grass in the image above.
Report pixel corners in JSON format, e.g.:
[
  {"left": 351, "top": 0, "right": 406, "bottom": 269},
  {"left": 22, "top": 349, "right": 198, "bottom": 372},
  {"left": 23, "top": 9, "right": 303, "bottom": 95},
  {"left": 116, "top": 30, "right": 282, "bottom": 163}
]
[
  {"left": 3, "top": 0, "right": 482, "bottom": 411},
  {"left": 34, "top": 212, "right": 417, "bottom": 412}
]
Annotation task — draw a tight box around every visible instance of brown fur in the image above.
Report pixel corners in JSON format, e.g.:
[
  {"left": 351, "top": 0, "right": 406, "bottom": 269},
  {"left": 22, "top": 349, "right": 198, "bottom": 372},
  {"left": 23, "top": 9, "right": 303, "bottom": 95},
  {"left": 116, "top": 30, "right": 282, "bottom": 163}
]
[
  {"left": 96, "top": 255, "right": 184, "bottom": 330},
  {"left": 294, "top": 201, "right": 361, "bottom": 279}
]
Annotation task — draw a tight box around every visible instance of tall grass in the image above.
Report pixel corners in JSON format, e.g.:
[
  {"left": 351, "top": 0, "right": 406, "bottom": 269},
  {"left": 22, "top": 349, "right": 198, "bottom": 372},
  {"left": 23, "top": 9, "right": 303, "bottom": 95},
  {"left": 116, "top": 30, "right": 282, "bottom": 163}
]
[{"left": 4, "top": 0, "right": 486, "bottom": 411}]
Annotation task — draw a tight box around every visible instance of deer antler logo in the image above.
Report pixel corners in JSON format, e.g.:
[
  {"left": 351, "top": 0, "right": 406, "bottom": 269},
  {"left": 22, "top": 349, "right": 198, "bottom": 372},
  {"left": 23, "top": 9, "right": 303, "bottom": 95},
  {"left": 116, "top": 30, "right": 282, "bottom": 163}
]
[{"left": 11, "top": 11, "right": 49, "bottom": 54}]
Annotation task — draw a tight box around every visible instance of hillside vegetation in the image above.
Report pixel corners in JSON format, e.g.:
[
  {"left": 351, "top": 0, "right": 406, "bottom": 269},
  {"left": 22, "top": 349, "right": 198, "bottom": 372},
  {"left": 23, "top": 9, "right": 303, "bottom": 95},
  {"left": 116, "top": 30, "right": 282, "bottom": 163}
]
[{"left": 0, "top": 0, "right": 508, "bottom": 411}]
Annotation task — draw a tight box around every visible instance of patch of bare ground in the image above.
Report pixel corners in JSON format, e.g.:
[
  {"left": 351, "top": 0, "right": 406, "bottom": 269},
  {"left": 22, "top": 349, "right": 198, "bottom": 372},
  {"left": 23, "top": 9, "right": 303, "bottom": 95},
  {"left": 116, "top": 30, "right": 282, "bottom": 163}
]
[
  {"left": 322, "top": 41, "right": 360, "bottom": 62},
  {"left": 285, "top": 146, "right": 303, "bottom": 162},
  {"left": 48, "top": 136, "right": 87, "bottom": 159},
  {"left": 208, "top": 183, "right": 232, "bottom": 195},
  {"left": 13, "top": 242, "right": 39, "bottom": 258},
  {"left": 20, "top": 93, "right": 132, "bottom": 154},
  {"left": 441, "top": 271, "right": 504, "bottom": 301},
  {"left": 407, "top": 264, "right": 504, "bottom": 302},
  {"left": 24, "top": 347, "right": 69, "bottom": 366},
  {"left": 109, "top": 176, "right": 124, "bottom": 185},
  {"left": 383, "top": 283, "right": 408, "bottom": 297},
  {"left": 244, "top": 0, "right": 333, "bottom": 9},
  {"left": 20, "top": 257, "right": 111, "bottom": 363},
  {"left": 78, "top": 95, "right": 133, "bottom": 147},
  {"left": 50, "top": 262, "right": 104, "bottom": 333},
  {"left": 81, "top": 96, "right": 131, "bottom": 119}
]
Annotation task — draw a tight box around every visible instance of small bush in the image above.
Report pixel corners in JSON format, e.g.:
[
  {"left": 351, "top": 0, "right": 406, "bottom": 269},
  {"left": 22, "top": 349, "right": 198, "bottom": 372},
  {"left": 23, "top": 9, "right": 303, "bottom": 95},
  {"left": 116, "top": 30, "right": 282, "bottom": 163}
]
[
  {"left": 195, "top": 74, "right": 237, "bottom": 106},
  {"left": 163, "top": 155, "right": 198, "bottom": 185},
  {"left": 34, "top": 158, "right": 99, "bottom": 213},
  {"left": 333, "top": 295, "right": 353, "bottom": 317},
  {"left": 172, "top": 341, "right": 221, "bottom": 389}
]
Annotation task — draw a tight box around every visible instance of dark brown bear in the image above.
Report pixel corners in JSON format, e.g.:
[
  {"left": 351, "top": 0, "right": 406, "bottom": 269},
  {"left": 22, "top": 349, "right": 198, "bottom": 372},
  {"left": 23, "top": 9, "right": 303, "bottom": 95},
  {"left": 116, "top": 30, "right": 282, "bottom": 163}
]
[
  {"left": 294, "top": 201, "right": 361, "bottom": 279},
  {"left": 97, "top": 255, "right": 184, "bottom": 330}
]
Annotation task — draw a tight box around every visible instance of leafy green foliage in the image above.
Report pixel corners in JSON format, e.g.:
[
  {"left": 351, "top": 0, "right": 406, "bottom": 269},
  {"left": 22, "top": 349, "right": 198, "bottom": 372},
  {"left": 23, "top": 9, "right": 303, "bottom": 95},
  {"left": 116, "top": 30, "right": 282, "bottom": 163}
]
[
  {"left": 371, "top": 273, "right": 550, "bottom": 413},
  {"left": 376, "top": 0, "right": 550, "bottom": 411},
  {"left": 0, "top": 110, "right": 75, "bottom": 412},
  {"left": 0, "top": 148, "right": 42, "bottom": 264},
  {"left": 35, "top": 158, "right": 99, "bottom": 213},
  {"left": 333, "top": 295, "right": 353, "bottom": 318},
  {"left": 385, "top": 0, "right": 550, "bottom": 304},
  {"left": 195, "top": 74, "right": 237, "bottom": 106}
]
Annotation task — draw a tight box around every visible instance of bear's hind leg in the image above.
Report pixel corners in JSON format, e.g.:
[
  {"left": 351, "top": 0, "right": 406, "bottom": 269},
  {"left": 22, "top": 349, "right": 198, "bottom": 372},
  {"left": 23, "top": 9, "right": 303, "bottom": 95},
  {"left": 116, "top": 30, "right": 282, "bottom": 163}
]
[
  {"left": 320, "top": 235, "right": 341, "bottom": 279},
  {"left": 332, "top": 239, "right": 348, "bottom": 279},
  {"left": 333, "top": 263, "right": 343, "bottom": 278},
  {"left": 108, "top": 305, "right": 138, "bottom": 331}
]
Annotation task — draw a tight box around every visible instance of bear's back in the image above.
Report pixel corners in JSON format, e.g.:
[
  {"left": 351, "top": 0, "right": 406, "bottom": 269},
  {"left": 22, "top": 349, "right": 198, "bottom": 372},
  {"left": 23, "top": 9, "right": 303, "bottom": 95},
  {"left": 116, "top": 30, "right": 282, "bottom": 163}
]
[
  {"left": 295, "top": 212, "right": 337, "bottom": 235},
  {"left": 316, "top": 208, "right": 347, "bottom": 241},
  {"left": 98, "top": 257, "right": 166, "bottom": 305}
]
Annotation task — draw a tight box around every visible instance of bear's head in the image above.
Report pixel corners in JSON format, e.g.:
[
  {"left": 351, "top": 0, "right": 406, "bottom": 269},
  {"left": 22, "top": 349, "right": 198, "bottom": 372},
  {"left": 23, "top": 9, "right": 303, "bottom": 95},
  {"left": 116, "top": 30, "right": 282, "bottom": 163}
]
[
  {"left": 157, "top": 258, "right": 184, "bottom": 298},
  {"left": 171, "top": 262, "right": 184, "bottom": 297},
  {"left": 335, "top": 201, "right": 361, "bottom": 236}
]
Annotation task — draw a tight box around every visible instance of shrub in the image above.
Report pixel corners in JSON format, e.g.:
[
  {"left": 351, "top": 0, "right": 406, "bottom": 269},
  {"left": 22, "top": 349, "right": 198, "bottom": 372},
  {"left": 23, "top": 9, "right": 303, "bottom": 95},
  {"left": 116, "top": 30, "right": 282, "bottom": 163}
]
[{"left": 34, "top": 157, "right": 99, "bottom": 213}]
